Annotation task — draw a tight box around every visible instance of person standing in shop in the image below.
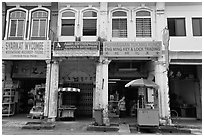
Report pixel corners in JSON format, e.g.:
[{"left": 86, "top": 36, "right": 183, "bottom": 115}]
[{"left": 118, "top": 96, "right": 126, "bottom": 118}]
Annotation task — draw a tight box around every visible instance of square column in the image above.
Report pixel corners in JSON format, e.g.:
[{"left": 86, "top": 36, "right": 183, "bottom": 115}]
[
  {"left": 44, "top": 60, "right": 51, "bottom": 117},
  {"left": 94, "top": 57, "right": 111, "bottom": 125},
  {"left": 48, "top": 59, "right": 59, "bottom": 122},
  {"left": 154, "top": 60, "right": 171, "bottom": 125}
]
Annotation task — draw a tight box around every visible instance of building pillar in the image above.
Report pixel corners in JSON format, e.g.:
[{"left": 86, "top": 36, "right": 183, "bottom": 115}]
[
  {"left": 99, "top": 2, "right": 108, "bottom": 39},
  {"left": 101, "top": 58, "right": 111, "bottom": 125},
  {"left": 44, "top": 59, "right": 51, "bottom": 118},
  {"left": 196, "top": 65, "right": 202, "bottom": 119},
  {"left": 48, "top": 59, "right": 59, "bottom": 122},
  {"left": 94, "top": 57, "right": 111, "bottom": 125},
  {"left": 154, "top": 60, "right": 171, "bottom": 125}
]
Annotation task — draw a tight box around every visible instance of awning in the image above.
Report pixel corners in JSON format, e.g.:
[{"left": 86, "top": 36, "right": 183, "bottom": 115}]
[
  {"left": 170, "top": 59, "right": 202, "bottom": 65},
  {"left": 58, "top": 87, "right": 80, "bottom": 92},
  {"left": 125, "top": 78, "right": 159, "bottom": 89}
]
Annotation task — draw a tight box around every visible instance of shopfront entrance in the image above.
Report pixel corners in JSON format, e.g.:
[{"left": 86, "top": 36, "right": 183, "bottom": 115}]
[
  {"left": 102, "top": 41, "right": 163, "bottom": 125},
  {"left": 108, "top": 60, "right": 150, "bottom": 118},
  {"left": 3, "top": 60, "right": 47, "bottom": 117},
  {"left": 168, "top": 65, "right": 202, "bottom": 119},
  {"left": 58, "top": 58, "right": 97, "bottom": 118}
]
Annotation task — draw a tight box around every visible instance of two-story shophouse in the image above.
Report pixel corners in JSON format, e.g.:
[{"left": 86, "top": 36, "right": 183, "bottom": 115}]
[
  {"left": 2, "top": 2, "right": 55, "bottom": 118},
  {"left": 2, "top": 2, "right": 202, "bottom": 125},
  {"left": 165, "top": 2, "right": 202, "bottom": 120}
]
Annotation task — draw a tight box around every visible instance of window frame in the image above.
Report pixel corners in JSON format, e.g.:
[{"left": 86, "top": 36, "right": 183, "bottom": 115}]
[
  {"left": 192, "top": 17, "right": 202, "bottom": 36},
  {"left": 82, "top": 10, "right": 98, "bottom": 36},
  {"left": 28, "top": 6, "right": 50, "bottom": 40},
  {"left": 167, "top": 17, "right": 186, "bottom": 37},
  {"left": 61, "top": 12, "right": 75, "bottom": 36},
  {"left": 80, "top": 7, "right": 99, "bottom": 41},
  {"left": 133, "top": 7, "right": 154, "bottom": 41},
  {"left": 8, "top": 18, "right": 25, "bottom": 37},
  {"left": 135, "top": 11, "right": 152, "bottom": 37},
  {"left": 111, "top": 10, "right": 128, "bottom": 38},
  {"left": 59, "top": 8, "right": 78, "bottom": 41},
  {"left": 4, "top": 7, "right": 28, "bottom": 40},
  {"left": 30, "top": 11, "right": 48, "bottom": 38}
]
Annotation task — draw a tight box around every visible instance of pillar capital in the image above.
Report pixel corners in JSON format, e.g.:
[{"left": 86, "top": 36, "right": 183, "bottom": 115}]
[
  {"left": 50, "top": 58, "right": 63, "bottom": 64},
  {"left": 46, "top": 59, "right": 52, "bottom": 64},
  {"left": 102, "top": 59, "right": 111, "bottom": 65},
  {"left": 53, "top": 59, "right": 59, "bottom": 64}
]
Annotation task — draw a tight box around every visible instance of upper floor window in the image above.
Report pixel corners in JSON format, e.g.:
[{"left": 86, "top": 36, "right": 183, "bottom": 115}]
[
  {"left": 112, "top": 11, "right": 127, "bottom": 38},
  {"left": 83, "top": 11, "right": 97, "bottom": 36},
  {"left": 8, "top": 10, "right": 26, "bottom": 40},
  {"left": 136, "top": 10, "right": 151, "bottom": 37},
  {"left": 61, "top": 11, "right": 75, "bottom": 36},
  {"left": 30, "top": 10, "right": 48, "bottom": 39},
  {"left": 192, "top": 18, "right": 202, "bottom": 36},
  {"left": 167, "top": 18, "right": 186, "bottom": 36}
]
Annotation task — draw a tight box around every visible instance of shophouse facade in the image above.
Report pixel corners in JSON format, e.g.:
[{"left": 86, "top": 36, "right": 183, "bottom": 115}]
[
  {"left": 2, "top": 2, "right": 202, "bottom": 125},
  {"left": 2, "top": 2, "right": 54, "bottom": 117},
  {"left": 165, "top": 2, "right": 202, "bottom": 120}
]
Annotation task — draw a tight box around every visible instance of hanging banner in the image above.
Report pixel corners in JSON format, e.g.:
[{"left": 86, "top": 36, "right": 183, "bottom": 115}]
[
  {"left": 103, "top": 41, "right": 162, "bottom": 57},
  {"left": 2, "top": 40, "right": 51, "bottom": 60},
  {"left": 53, "top": 41, "right": 100, "bottom": 57}
]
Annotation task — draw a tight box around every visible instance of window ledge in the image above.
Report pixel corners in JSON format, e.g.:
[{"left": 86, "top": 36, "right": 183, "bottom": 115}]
[
  {"left": 135, "top": 38, "right": 153, "bottom": 41},
  {"left": 110, "top": 38, "right": 129, "bottom": 41},
  {"left": 59, "top": 36, "right": 76, "bottom": 41},
  {"left": 81, "top": 36, "right": 98, "bottom": 41}
]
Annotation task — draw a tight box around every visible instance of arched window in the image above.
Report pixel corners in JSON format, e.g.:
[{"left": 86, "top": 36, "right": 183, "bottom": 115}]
[
  {"left": 82, "top": 11, "right": 97, "bottom": 36},
  {"left": 136, "top": 10, "right": 151, "bottom": 37},
  {"left": 8, "top": 10, "right": 26, "bottom": 40},
  {"left": 61, "top": 11, "right": 76, "bottom": 36},
  {"left": 112, "top": 11, "right": 127, "bottom": 38},
  {"left": 30, "top": 10, "right": 48, "bottom": 39}
]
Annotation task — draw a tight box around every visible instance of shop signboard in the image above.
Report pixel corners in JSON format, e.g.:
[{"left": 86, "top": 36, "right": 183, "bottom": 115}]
[
  {"left": 2, "top": 40, "right": 51, "bottom": 60},
  {"left": 103, "top": 41, "right": 162, "bottom": 57},
  {"left": 53, "top": 41, "right": 100, "bottom": 57}
]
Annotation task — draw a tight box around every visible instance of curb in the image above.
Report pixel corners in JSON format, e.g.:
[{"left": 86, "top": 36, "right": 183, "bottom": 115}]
[
  {"left": 21, "top": 122, "right": 55, "bottom": 130},
  {"left": 87, "top": 124, "right": 119, "bottom": 132},
  {"left": 159, "top": 126, "right": 201, "bottom": 134}
]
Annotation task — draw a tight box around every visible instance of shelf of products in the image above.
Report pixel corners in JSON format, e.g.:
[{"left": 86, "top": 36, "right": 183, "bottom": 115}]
[
  {"left": 2, "top": 88, "right": 16, "bottom": 116},
  {"left": 34, "top": 84, "right": 45, "bottom": 107},
  {"left": 28, "top": 84, "right": 45, "bottom": 119},
  {"left": 108, "top": 92, "right": 119, "bottom": 117}
]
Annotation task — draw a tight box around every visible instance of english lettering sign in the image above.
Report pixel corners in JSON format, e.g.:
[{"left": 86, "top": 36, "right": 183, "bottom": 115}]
[
  {"left": 103, "top": 41, "right": 162, "bottom": 57},
  {"left": 2, "top": 40, "right": 51, "bottom": 60},
  {"left": 53, "top": 41, "right": 100, "bottom": 57}
]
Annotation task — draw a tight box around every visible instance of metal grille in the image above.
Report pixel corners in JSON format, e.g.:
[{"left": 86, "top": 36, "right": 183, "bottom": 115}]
[
  {"left": 112, "top": 19, "right": 127, "bottom": 37},
  {"left": 67, "top": 83, "right": 94, "bottom": 117},
  {"left": 136, "top": 18, "right": 151, "bottom": 37}
]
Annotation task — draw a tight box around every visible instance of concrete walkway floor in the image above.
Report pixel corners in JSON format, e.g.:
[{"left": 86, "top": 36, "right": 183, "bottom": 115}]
[{"left": 2, "top": 114, "right": 202, "bottom": 135}]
